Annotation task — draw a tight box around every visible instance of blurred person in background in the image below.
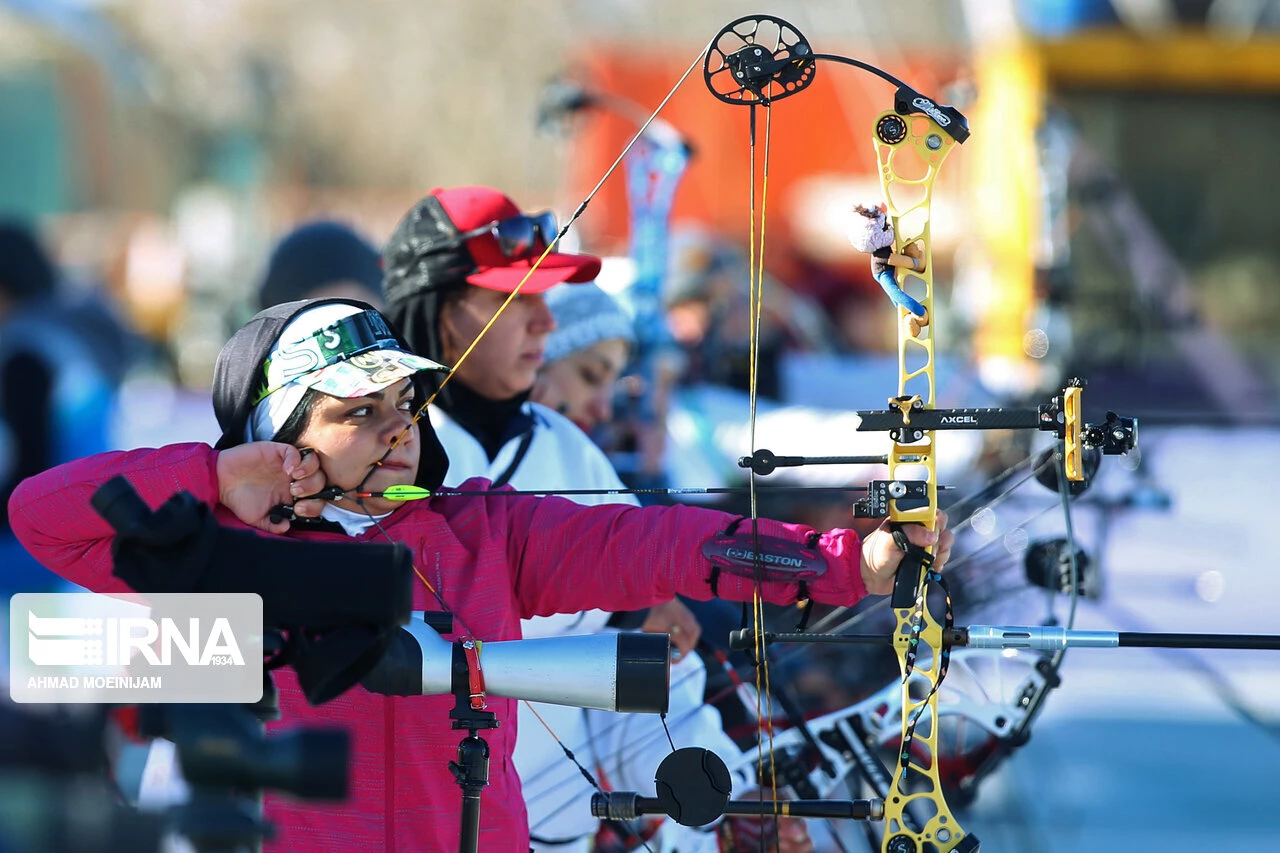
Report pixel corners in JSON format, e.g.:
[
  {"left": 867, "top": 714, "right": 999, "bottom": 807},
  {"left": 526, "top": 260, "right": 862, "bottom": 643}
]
[
  {"left": 531, "top": 279, "right": 814, "bottom": 852},
  {"left": 381, "top": 188, "right": 640, "bottom": 512},
  {"left": 257, "top": 220, "right": 385, "bottom": 310},
  {"left": 664, "top": 231, "right": 836, "bottom": 402},
  {"left": 531, "top": 284, "right": 752, "bottom": 665},
  {"left": 532, "top": 281, "right": 746, "bottom": 652},
  {"left": 531, "top": 280, "right": 635, "bottom": 437},
  {"left": 382, "top": 186, "right": 812, "bottom": 853},
  {"left": 572, "top": 257, "right": 687, "bottom": 499},
  {"left": 0, "top": 220, "right": 129, "bottom": 598}
]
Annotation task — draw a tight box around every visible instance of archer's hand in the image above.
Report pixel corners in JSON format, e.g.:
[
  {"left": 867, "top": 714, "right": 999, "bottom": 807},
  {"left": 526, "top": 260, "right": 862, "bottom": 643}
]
[
  {"left": 640, "top": 598, "right": 701, "bottom": 660},
  {"left": 858, "top": 510, "right": 954, "bottom": 596},
  {"left": 215, "top": 442, "right": 327, "bottom": 534}
]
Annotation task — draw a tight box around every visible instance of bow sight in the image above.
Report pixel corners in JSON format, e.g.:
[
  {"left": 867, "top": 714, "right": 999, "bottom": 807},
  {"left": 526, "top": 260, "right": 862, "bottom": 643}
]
[{"left": 845, "top": 379, "right": 1138, "bottom": 520}]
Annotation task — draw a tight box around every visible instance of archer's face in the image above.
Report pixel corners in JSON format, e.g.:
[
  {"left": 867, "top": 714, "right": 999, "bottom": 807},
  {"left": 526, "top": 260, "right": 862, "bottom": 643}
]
[
  {"left": 439, "top": 285, "right": 557, "bottom": 400},
  {"left": 295, "top": 378, "right": 420, "bottom": 516},
  {"left": 532, "top": 338, "right": 629, "bottom": 433}
]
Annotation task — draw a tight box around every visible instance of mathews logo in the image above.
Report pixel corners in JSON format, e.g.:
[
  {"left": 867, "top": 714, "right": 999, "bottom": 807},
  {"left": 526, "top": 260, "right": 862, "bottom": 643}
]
[
  {"left": 27, "top": 612, "right": 245, "bottom": 668},
  {"left": 724, "top": 548, "right": 805, "bottom": 569},
  {"left": 911, "top": 96, "right": 951, "bottom": 127}
]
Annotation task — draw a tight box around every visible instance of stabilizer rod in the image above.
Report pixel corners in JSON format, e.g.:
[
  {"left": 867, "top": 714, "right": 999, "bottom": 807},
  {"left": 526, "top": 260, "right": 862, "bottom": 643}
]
[
  {"left": 591, "top": 792, "right": 884, "bottom": 822},
  {"left": 729, "top": 627, "right": 1280, "bottom": 652},
  {"left": 956, "top": 626, "right": 1280, "bottom": 651}
]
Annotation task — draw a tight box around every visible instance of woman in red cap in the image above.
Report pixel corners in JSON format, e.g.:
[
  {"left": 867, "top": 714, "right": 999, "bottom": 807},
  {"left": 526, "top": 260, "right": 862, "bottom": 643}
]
[
  {"left": 382, "top": 186, "right": 735, "bottom": 851},
  {"left": 379, "top": 187, "right": 822, "bottom": 853}
]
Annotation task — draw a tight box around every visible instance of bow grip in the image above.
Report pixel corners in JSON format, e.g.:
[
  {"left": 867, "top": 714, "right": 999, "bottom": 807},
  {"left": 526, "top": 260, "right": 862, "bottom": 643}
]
[{"left": 888, "top": 522, "right": 926, "bottom": 609}]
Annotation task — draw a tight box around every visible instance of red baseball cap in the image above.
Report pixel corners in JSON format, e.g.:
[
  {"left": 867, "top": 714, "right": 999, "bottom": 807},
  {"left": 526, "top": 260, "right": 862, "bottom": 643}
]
[{"left": 382, "top": 186, "right": 600, "bottom": 302}]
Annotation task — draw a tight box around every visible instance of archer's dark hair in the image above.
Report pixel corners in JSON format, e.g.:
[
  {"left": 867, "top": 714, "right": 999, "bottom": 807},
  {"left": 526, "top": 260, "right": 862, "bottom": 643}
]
[{"left": 271, "top": 388, "right": 325, "bottom": 447}]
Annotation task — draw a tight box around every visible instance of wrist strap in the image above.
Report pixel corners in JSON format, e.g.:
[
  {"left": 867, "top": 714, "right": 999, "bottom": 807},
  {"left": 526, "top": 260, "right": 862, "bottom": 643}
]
[{"left": 461, "top": 638, "right": 486, "bottom": 710}]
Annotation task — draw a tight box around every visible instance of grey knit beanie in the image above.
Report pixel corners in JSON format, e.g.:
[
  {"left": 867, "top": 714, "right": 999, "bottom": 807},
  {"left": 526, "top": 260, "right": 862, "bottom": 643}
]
[{"left": 544, "top": 282, "right": 636, "bottom": 363}]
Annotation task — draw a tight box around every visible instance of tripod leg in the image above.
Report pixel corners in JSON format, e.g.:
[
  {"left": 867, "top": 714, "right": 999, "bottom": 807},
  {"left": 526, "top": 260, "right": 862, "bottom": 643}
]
[{"left": 451, "top": 733, "right": 491, "bottom": 853}]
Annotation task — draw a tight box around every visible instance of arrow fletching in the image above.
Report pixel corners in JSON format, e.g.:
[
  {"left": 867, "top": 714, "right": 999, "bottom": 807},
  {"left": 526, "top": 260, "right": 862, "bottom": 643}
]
[{"left": 372, "top": 484, "right": 433, "bottom": 501}]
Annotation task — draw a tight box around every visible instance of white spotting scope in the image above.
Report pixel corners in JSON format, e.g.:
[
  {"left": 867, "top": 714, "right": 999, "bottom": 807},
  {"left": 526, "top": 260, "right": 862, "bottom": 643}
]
[{"left": 360, "top": 612, "right": 671, "bottom": 713}]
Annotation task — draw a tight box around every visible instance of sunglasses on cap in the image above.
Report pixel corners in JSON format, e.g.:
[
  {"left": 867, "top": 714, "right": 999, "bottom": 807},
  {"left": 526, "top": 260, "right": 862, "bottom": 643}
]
[
  {"left": 429, "top": 211, "right": 559, "bottom": 262},
  {"left": 258, "top": 310, "right": 403, "bottom": 402}
]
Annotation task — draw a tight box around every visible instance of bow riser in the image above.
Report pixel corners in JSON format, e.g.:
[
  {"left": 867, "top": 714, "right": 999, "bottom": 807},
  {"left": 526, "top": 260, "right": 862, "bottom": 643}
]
[{"left": 876, "top": 110, "right": 975, "bottom": 853}]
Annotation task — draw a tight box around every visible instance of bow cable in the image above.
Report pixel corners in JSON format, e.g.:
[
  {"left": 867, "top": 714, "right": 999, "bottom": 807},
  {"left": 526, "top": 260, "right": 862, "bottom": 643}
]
[{"left": 744, "top": 94, "right": 787, "bottom": 831}]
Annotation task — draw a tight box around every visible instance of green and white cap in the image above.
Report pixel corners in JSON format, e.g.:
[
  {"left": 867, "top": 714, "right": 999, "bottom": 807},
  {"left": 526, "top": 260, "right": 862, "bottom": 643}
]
[{"left": 248, "top": 302, "right": 445, "bottom": 441}]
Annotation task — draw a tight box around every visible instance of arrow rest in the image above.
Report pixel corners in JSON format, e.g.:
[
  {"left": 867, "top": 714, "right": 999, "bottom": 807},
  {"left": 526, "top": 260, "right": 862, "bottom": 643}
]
[{"left": 854, "top": 481, "right": 931, "bottom": 520}]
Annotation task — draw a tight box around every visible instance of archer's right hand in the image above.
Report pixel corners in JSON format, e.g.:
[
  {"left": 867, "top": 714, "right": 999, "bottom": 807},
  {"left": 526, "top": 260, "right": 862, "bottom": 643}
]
[{"left": 215, "top": 442, "right": 327, "bottom": 534}]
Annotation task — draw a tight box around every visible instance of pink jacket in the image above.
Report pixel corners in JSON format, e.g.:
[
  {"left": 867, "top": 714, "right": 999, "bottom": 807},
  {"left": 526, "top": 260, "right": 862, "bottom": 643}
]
[{"left": 9, "top": 444, "right": 869, "bottom": 852}]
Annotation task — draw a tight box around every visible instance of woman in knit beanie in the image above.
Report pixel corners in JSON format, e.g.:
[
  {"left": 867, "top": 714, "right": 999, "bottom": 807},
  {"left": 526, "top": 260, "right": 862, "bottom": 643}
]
[{"left": 531, "top": 281, "right": 635, "bottom": 434}]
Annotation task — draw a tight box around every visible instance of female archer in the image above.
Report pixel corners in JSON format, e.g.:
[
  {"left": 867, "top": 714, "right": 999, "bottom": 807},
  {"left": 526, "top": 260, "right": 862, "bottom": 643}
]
[{"left": 9, "top": 295, "right": 951, "bottom": 853}]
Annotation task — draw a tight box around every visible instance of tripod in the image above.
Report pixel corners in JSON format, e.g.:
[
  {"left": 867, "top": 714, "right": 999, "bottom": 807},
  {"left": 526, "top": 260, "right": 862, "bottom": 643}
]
[{"left": 449, "top": 698, "right": 499, "bottom": 853}]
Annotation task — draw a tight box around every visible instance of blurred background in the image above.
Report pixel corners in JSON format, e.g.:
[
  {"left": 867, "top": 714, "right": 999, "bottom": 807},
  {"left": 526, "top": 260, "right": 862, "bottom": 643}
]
[{"left": 2, "top": 0, "right": 1279, "bottom": 851}]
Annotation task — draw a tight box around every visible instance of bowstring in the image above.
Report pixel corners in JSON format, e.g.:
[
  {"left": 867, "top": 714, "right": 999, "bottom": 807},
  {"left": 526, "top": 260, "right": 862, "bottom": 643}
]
[
  {"left": 743, "top": 92, "right": 785, "bottom": 840},
  {"left": 758, "top": 101, "right": 784, "bottom": 821}
]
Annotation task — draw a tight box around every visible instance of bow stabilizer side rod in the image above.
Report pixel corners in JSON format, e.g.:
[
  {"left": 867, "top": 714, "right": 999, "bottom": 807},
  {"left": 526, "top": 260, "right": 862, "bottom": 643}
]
[
  {"left": 591, "top": 792, "right": 885, "bottom": 822},
  {"left": 729, "top": 627, "right": 1280, "bottom": 652}
]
